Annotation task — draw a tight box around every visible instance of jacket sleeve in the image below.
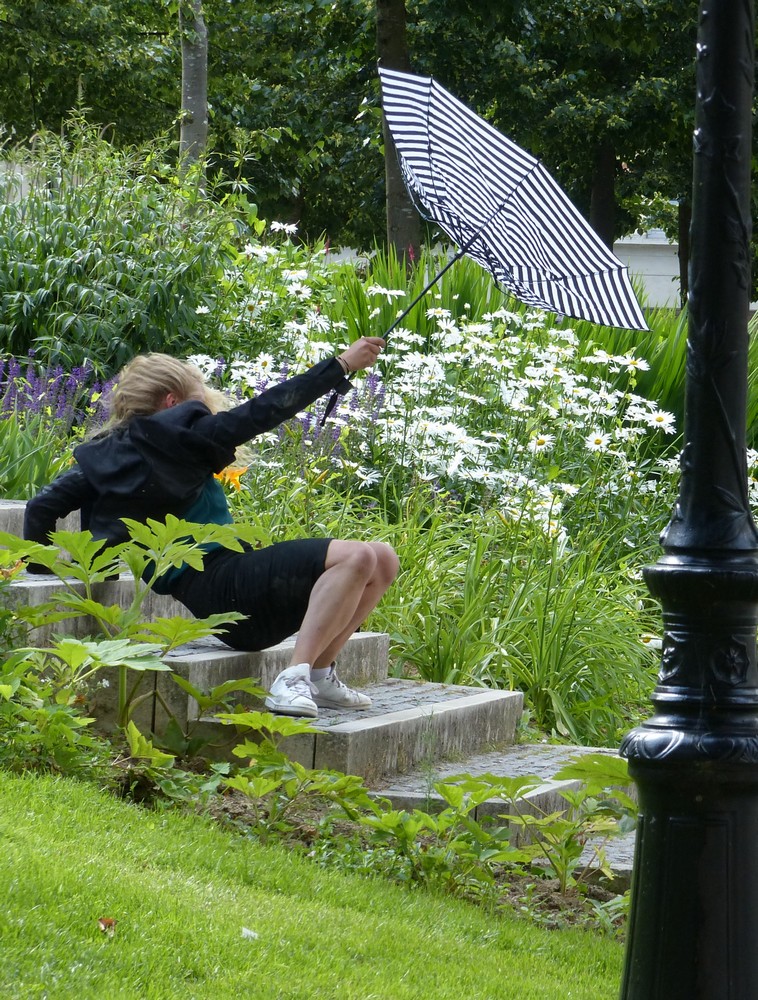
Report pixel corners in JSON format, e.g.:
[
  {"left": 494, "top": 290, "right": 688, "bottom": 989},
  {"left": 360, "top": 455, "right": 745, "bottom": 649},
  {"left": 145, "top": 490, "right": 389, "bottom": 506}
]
[
  {"left": 23, "top": 467, "right": 94, "bottom": 549},
  {"left": 188, "top": 356, "right": 350, "bottom": 453}
]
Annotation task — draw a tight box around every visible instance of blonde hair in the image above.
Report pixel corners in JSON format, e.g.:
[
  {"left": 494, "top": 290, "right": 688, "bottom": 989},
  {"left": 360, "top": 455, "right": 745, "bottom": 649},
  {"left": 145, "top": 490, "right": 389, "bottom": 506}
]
[
  {"left": 107, "top": 353, "right": 208, "bottom": 426},
  {"left": 96, "top": 353, "right": 250, "bottom": 466}
]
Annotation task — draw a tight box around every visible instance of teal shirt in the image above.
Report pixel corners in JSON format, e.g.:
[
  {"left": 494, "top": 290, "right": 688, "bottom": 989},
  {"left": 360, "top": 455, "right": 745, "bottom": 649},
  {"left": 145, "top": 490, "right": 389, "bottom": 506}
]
[{"left": 152, "top": 477, "right": 234, "bottom": 593}]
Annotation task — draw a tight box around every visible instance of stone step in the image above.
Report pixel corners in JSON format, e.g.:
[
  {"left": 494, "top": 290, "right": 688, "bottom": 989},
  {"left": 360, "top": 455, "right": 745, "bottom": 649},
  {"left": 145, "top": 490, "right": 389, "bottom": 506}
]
[
  {"left": 7, "top": 572, "right": 193, "bottom": 644},
  {"left": 7, "top": 573, "right": 389, "bottom": 682},
  {"left": 90, "top": 631, "right": 391, "bottom": 736},
  {"left": 373, "top": 743, "right": 636, "bottom": 881},
  {"left": 0, "top": 498, "right": 79, "bottom": 538},
  {"left": 218, "top": 681, "right": 524, "bottom": 786},
  {"left": 3, "top": 499, "right": 528, "bottom": 790}
]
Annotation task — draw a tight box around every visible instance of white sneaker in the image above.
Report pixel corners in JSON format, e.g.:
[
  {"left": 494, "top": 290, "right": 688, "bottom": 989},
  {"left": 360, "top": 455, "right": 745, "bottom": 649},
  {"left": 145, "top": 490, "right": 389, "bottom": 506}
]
[
  {"left": 312, "top": 665, "right": 372, "bottom": 710},
  {"left": 264, "top": 663, "right": 318, "bottom": 718}
]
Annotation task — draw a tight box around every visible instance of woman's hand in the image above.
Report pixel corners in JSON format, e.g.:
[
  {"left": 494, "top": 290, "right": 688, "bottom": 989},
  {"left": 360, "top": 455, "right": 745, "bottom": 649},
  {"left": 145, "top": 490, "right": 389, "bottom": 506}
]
[{"left": 338, "top": 337, "right": 386, "bottom": 374}]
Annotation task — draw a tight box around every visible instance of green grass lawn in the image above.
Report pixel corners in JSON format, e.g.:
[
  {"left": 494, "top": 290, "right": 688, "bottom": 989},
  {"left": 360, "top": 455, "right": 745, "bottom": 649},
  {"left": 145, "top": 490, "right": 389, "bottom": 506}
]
[{"left": 0, "top": 774, "right": 623, "bottom": 999}]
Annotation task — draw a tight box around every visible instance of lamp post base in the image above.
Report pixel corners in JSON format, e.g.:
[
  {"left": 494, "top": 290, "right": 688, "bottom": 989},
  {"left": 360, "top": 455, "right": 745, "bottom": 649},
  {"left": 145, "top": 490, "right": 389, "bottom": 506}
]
[{"left": 620, "top": 752, "right": 758, "bottom": 999}]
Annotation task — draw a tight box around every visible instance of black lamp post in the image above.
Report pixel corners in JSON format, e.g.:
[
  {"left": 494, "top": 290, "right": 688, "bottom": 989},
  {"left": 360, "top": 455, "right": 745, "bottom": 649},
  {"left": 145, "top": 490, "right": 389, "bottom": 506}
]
[{"left": 619, "top": 1, "right": 758, "bottom": 997}]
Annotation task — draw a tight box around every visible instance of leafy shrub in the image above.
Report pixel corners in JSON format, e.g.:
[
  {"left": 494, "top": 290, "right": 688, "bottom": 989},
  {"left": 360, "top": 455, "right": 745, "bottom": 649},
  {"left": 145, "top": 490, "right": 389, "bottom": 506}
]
[{"left": 0, "top": 123, "right": 237, "bottom": 373}]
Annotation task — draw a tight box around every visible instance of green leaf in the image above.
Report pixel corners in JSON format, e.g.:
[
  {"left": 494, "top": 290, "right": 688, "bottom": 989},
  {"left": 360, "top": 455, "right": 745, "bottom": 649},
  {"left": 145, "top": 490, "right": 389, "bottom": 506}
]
[
  {"left": 171, "top": 674, "right": 266, "bottom": 710},
  {"left": 125, "top": 721, "right": 175, "bottom": 766},
  {"left": 48, "top": 530, "right": 122, "bottom": 578},
  {"left": 215, "top": 710, "right": 317, "bottom": 737},
  {"left": 45, "top": 638, "right": 171, "bottom": 673},
  {"left": 553, "top": 752, "right": 631, "bottom": 793},
  {"left": 0, "top": 532, "right": 59, "bottom": 569},
  {"left": 52, "top": 596, "right": 126, "bottom": 626},
  {"left": 224, "top": 773, "right": 282, "bottom": 799},
  {"left": 127, "top": 613, "right": 246, "bottom": 649}
]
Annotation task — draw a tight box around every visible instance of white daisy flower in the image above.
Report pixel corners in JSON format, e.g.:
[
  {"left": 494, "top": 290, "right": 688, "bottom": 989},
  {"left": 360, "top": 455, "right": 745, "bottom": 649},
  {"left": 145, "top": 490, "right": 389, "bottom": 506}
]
[
  {"left": 365, "top": 284, "right": 406, "bottom": 301},
  {"left": 646, "top": 409, "right": 676, "bottom": 433},
  {"left": 270, "top": 221, "right": 298, "bottom": 234},
  {"left": 616, "top": 354, "right": 650, "bottom": 373},
  {"left": 585, "top": 430, "right": 611, "bottom": 452},
  {"left": 529, "top": 433, "right": 555, "bottom": 453}
]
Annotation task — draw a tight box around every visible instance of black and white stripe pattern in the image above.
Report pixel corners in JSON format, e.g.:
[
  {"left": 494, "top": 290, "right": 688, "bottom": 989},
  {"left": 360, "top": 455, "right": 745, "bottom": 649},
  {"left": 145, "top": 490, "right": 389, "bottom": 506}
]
[{"left": 379, "top": 66, "right": 648, "bottom": 332}]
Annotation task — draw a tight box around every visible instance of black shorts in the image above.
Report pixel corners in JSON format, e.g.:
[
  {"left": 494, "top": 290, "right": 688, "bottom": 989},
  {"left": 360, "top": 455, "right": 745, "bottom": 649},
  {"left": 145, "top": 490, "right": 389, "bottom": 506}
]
[{"left": 169, "top": 538, "right": 332, "bottom": 651}]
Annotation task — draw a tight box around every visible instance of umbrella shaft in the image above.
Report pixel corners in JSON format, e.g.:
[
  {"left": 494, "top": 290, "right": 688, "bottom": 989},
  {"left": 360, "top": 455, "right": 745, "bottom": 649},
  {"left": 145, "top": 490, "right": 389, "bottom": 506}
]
[{"left": 384, "top": 246, "right": 465, "bottom": 340}]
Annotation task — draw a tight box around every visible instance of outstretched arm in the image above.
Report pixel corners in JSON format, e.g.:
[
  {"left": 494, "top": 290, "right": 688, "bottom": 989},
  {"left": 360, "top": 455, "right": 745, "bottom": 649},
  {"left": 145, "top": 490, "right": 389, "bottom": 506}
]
[{"left": 190, "top": 338, "right": 385, "bottom": 452}]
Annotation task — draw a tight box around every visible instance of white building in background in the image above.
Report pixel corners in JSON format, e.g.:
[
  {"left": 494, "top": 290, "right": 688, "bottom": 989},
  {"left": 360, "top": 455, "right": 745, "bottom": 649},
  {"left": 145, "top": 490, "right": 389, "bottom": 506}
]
[
  {"left": 0, "top": 161, "right": 30, "bottom": 200},
  {"left": 613, "top": 228, "right": 682, "bottom": 309}
]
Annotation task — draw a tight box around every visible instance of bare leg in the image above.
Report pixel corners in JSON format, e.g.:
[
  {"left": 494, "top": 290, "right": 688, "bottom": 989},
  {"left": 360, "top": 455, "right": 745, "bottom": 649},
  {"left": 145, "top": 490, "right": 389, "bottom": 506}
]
[
  {"left": 290, "top": 540, "right": 398, "bottom": 669},
  {"left": 313, "top": 542, "right": 398, "bottom": 667}
]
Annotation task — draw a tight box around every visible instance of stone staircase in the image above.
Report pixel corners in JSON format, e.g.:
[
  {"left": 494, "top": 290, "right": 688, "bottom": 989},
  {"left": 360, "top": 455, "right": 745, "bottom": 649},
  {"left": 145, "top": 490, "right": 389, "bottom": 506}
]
[{"left": 0, "top": 498, "right": 634, "bottom": 881}]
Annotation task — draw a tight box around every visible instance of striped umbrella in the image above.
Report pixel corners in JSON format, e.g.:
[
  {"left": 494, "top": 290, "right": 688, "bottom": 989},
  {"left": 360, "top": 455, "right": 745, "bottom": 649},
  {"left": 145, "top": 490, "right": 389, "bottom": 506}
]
[{"left": 379, "top": 66, "right": 648, "bottom": 332}]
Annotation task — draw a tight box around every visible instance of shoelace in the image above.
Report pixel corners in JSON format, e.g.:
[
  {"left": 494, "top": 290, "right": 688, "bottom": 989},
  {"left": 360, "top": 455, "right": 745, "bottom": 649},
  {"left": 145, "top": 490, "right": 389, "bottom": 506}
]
[
  {"left": 323, "top": 668, "right": 348, "bottom": 690},
  {"left": 286, "top": 674, "right": 318, "bottom": 698},
  {"left": 326, "top": 672, "right": 365, "bottom": 701}
]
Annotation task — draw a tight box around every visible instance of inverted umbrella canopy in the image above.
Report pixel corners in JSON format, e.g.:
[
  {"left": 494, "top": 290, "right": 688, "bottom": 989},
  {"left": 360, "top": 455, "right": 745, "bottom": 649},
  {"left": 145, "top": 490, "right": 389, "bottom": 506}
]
[{"left": 379, "top": 66, "right": 648, "bottom": 332}]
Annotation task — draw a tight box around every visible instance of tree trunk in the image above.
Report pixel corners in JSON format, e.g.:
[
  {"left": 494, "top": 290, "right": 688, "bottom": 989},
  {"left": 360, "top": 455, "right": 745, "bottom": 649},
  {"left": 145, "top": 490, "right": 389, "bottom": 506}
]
[
  {"left": 376, "top": 0, "right": 421, "bottom": 266},
  {"left": 677, "top": 198, "right": 691, "bottom": 309},
  {"left": 589, "top": 141, "right": 615, "bottom": 248},
  {"left": 179, "top": 0, "right": 208, "bottom": 165}
]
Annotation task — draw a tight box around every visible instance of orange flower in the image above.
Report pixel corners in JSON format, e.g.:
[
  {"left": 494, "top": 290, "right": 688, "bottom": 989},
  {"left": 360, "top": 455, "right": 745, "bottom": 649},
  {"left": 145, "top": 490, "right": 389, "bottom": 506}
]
[{"left": 214, "top": 467, "right": 249, "bottom": 492}]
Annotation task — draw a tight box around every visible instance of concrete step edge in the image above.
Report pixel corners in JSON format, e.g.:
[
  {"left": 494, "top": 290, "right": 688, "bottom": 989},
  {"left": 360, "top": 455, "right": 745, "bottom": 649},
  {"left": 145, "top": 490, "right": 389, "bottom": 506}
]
[{"left": 319, "top": 689, "right": 521, "bottom": 734}]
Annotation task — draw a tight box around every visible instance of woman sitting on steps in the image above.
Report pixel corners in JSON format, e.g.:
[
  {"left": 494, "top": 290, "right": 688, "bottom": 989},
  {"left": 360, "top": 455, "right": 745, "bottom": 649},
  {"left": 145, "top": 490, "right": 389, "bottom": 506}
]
[{"left": 23, "top": 338, "right": 398, "bottom": 719}]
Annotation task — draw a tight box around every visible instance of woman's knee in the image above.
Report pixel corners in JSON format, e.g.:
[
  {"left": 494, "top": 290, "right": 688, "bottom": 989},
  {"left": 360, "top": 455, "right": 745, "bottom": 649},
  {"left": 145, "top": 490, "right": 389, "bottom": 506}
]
[
  {"left": 370, "top": 542, "right": 400, "bottom": 588},
  {"left": 326, "top": 539, "right": 378, "bottom": 580}
]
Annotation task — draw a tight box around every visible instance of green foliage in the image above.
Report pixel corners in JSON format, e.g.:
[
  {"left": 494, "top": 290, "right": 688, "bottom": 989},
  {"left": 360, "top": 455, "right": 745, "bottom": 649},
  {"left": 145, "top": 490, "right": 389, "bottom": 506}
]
[
  {"left": 493, "top": 539, "right": 655, "bottom": 743},
  {"left": 164, "top": 674, "right": 267, "bottom": 757},
  {"left": 0, "top": 556, "right": 25, "bottom": 654},
  {"left": 0, "top": 412, "right": 72, "bottom": 499},
  {"left": 0, "top": 773, "right": 625, "bottom": 999},
  {"left": 313, "top": 752, "right": 633, "bottom": 932},
  {"left": 0, "top": 0, "right": 177, "bottom": 142},
  {"left": 493, "top": 753, "right": 636, "bottom": 901},
  {"left": 3, "top": 206, "right": 691, "bottom": 745},
  {"left": 217, "top": 709, "right": 375, "bottom": 842},
  {"left": 0, "top": 518, "right": 251, "bottom": 730},
  {"left": 0, "top": 0, "right": 704, "bottom": 257},
  {"left": 382, "top": 512, "right": 514, "bottom": 685},
  {"left": 252, "top": 488, "right": 657, "bottom": 745},
  {"left": 216, "top": 710, "right": 633, "bottom": 928},
  {"left": 0, "top": 638, "right": 115, "bottom": 778},
  {"left": 0, "top": 123, "right": 239, "bottom": 373},
  {"left": 125, "top": 718, "right": 175, "bottom": 767},
  {"left": 354, "top": 794, "right": 515, "bottom": 895},
  {"left": 205, "top": 0, "right": 381, "bottom": 245}
]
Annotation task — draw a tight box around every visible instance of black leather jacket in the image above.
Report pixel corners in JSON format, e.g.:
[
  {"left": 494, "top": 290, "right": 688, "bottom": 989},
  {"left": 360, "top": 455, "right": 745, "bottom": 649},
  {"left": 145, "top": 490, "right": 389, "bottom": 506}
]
[{"left": 24, "top": 356, "right": 349, "bottom": 550}]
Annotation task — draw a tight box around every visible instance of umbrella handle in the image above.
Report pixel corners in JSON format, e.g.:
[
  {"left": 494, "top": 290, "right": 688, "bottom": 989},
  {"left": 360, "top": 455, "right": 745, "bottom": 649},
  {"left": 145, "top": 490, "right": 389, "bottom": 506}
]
[
  {"left": 320, "top": 374, "right": 353, "bottom": 426},
  {"left": 321, "top": 245, "right": 469, "bottom": 425}
]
